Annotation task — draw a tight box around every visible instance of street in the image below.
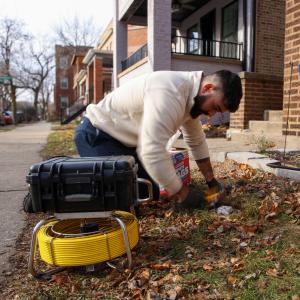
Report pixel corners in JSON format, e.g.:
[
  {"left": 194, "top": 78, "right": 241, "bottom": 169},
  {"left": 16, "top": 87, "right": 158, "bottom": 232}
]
[{"left": 0, "top": 122, "right": 51, "bottom": 281}]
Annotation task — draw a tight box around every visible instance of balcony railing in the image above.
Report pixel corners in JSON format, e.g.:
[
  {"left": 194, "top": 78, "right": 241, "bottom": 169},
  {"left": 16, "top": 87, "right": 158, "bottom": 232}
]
[
  {"left": 172, "top": 36, "right": 243, "bottom": 61},
  {"left": 121, "top": 44, "right": 148, "bottom": 71}
]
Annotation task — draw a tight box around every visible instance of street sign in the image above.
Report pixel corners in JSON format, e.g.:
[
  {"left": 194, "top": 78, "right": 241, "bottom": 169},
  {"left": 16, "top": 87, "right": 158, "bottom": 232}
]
[{"left": 0, "top": 75, "right": 12, "bottom": 84}]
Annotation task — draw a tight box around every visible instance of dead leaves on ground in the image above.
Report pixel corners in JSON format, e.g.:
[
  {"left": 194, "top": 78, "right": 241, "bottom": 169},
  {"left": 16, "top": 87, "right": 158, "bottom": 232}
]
[{"left": 2, "top": 160, "right": 300, "bottom": 299}]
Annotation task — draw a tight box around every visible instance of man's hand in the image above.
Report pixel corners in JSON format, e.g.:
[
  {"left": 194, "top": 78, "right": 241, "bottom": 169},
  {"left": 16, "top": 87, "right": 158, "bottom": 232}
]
[
  {"left": 195, "top": 157, "right": 228, "bottom": 206},
  {"left": 170, "top": 184, "right": 189, "bottom": 202},
  {"left": 206, "top": 178, "right": 226, "bottom": 205},
  {"left": 170, "top": 185, "right": 206, "bottom": 209}
]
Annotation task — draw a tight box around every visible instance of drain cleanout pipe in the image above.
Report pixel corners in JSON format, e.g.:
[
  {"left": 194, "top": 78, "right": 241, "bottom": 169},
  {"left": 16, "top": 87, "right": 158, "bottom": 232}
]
[{"left": 283, "top": 61, "right": 293, "bottom": 162}]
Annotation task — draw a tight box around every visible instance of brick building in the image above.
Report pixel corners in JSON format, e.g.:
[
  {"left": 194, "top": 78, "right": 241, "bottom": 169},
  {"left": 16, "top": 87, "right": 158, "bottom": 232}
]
[
  {"left": 54, "top": 45, "right": 91, "bottom": 120},
  {"left": 229, "top": 0, "right": 285, "bottom": 130},
  {"left": 113, "top": 0, "right": 286, "bottom": 129},
  {"left": 283, "top": 0, "right": 300, "bottom": 137},
  {"left": 62, "top": 20, "right": 146, "bottom": 123}
]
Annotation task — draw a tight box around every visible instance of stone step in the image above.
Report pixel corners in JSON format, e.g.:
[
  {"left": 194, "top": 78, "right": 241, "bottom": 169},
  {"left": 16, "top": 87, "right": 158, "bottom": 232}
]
[
  {"left": 248, "top": 120, "right": 282, "bottom": 135},
  {"left": 226, "top": 128, "right": 300, "bottom": 150},
  {"left": 263, "top": 110, "right": 283, "bottom": 122}
]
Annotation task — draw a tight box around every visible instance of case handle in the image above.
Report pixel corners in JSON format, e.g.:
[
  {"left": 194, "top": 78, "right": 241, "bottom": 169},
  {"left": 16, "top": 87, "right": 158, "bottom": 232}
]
[
  {"left": 137, "top": 178, "right": 153, "bottom": 203},
  {"left": 64, "top": 194, "right": 92, "bottom": 202}
]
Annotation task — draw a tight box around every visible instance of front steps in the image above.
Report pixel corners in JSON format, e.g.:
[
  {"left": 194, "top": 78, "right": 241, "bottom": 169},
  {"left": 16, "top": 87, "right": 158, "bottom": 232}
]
[{"left": 248, "top": 110, "right": 283, "bottom": 136}]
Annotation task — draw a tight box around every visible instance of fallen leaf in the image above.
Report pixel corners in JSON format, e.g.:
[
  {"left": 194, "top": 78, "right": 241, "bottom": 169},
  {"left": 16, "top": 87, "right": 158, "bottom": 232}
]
[
  {"left": 213, "top": 240, "right": 222, "bottom": 247},
  {"left": 160, "top": 273, "right": 182, "bottom": 286},
  {"left": 239, "top": 164, "right": 248, "bottom": 171},
  {"left": 258, "top": 279, "right": 268, "bottom": 293},
  {"left": 138, "top": 269, "right": 150, "bottom": 282},
  {"left": 266, "top": 268, "right": 279, "bottom": 277},
  {"left": 51, "top": 274, "right": 69, "bottom": 285},
  {"left": 239, "top": 242, "right": 248, "bottom": 248},
  {"left": 232, "top": 260, "right": 245, "bottom": 272},
  {"left": 164, "top": 209, "right": 174, "bottom": 218},
  {"left": 167, "top": 286, "right": 182, "bottom": 300},
  {"left": 265, "top": 212, "right": 277, "bottom": 220},
  {"left": 157, "top": 273, "right": 174, "bottom": 285},
  {"left": 167, "top": 289, "right": 178, "bottom": 300},
  {"left": 150, "top": 262, "right": 171, "bottom": 270},
  {"left": 230, "top": 257, "right": 240, "bottom": 264},
  {"left": 227, "top": 275, "right": 238, "bottom": 285},
  {"left": 203, "top": 263, "right": 214, "bottom": 272},
  {"left": 241, "top": 225, "right": 258, "bottom": 236},
  {"left": 173, "top": 274, "right": 183, "bottom": 283}
]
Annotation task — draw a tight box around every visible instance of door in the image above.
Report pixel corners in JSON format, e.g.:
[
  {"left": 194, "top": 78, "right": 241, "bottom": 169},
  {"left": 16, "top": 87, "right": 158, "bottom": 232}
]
[
  {"left": 200, "top": 10, "right": 216, "bottom": 56},
  {"left": 187, "top": 24, "right": 199, "bottom": 54}
]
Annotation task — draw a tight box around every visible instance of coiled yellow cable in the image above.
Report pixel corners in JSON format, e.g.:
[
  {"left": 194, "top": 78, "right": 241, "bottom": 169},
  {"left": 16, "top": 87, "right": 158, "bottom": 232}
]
[{"left": 37, "top": 211, "right": 139, "bottom": 267}]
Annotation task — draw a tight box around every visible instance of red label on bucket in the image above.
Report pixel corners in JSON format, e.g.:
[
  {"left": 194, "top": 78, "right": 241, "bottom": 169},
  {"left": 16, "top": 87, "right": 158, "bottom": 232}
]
[{"left": 160, "top": 148, "right": 191, "bottom": 197}]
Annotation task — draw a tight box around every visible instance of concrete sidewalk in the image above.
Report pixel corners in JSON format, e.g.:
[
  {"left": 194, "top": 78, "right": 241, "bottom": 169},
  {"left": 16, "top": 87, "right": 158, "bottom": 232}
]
[{"left": 0, "top": 122, "right": 51, "bottom": 280}]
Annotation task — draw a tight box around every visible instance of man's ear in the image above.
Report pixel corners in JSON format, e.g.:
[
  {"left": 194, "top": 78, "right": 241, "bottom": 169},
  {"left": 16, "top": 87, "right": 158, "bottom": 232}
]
[{"left": 201, "top": 83, "right": 215, "bottom": 93}]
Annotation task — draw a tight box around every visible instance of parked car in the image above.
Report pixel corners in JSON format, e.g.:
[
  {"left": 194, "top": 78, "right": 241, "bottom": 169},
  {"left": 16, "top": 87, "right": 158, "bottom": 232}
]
[
  {"left": 16, "top": 110, "right": 25, "bottom": 123},
  {"left": 3, "top": 111, "right": 13, "bottom": 125}
]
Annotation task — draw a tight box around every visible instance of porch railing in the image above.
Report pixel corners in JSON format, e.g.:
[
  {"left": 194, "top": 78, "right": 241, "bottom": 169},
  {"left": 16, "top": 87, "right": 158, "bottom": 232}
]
[
  {"left": 172, "top": 36, "right": 243, "bottom": 61},
  {"left": 121, "top": 44, "right": 148, "bottom": 71}
]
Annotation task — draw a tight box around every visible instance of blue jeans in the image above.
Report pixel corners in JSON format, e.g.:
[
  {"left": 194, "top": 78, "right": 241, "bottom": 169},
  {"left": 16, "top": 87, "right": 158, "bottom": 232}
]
[{"left": 75, "top": 117, "right": 160, "bottom": 199}]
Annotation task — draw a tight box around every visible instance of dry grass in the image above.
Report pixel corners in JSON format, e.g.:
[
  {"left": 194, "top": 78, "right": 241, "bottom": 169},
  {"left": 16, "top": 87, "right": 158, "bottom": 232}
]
[{"left": 40, "top": 123, "right": 77, "bottom": 159}]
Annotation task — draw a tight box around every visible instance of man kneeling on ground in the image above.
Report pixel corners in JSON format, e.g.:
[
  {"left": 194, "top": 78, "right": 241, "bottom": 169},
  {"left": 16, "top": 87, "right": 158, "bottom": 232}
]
[{"left": 75, "top": 70, "right": 243, "bottom": 209}]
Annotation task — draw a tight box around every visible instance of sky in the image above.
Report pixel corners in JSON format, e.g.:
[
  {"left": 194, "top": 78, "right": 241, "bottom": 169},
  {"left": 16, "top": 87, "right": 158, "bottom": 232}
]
[
  {"left": 0, "top": 0, "right": 114, "bottom": 101},
  {"left": 0, "top": 0, "right": 114, "bottom": 40}
]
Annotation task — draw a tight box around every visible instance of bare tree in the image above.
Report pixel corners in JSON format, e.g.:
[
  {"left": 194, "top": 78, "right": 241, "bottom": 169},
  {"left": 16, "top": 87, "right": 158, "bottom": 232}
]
[
  {"left": 53, "top": 16, "right": 100, "bottom": 47},
  {"left": 39, "top": 76, "right": 54, "bottom": 120},
  {"left": 0, "top": 17, "right": 30, "bottom": 122},
  {"left": 16, "top": 42, "right": 54, "bottom": 117}
]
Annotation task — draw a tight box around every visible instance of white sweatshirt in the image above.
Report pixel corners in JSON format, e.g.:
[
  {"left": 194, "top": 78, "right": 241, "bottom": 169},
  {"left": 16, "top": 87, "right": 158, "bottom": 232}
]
[{"left": 86, "top": 71, "right": 209, "bottom": 196}]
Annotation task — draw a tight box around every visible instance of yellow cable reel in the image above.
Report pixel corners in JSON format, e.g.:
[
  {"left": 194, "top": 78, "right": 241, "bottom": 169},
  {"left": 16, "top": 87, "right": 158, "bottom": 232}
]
[{"left": 36, "top": 211, "right": 139, "bottom": 267}]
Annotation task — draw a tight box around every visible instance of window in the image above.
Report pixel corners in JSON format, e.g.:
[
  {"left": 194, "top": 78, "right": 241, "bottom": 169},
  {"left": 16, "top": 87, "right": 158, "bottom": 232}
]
[
  {"left": 60, "top": 77, "right": 69, "bottom": 89},
  {"left": 60, "top": 96, "right": 69, "bottom": 108},
  {"left": 59, "top": 56, "right": 68, "bottom": 69},
  {"left": 221, "top": 1, "right": 239, "bottom": 58},
  {"left": 187, "top": 24, "right": 199, "bottom": 54},
  {"left": 222, "top": 1, "right": 238, "bottom": 43}
]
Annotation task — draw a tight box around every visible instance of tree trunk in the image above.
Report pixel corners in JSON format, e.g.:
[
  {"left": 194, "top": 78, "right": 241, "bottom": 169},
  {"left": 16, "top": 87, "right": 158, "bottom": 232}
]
[
  {"left": 33, "top": 92, "right": 39, "bottom": 120},
  {"left": 11, "top": 84, "right": 17, "bottom": 125}
]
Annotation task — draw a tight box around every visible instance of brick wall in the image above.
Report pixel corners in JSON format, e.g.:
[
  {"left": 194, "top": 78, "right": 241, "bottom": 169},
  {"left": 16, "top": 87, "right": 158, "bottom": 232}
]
[
  {"left": 55, "top": 45, "right": 91, "bottom": 119},
  {"left": 54, "top": 45, "right": 75, "bottom": 119},
  {"left": 283, "top": 0, "right": 300, "bottom": 136},
  {"left": 94, "top": 58, "right": 103, "bottom": 103},
  {"left": 127, "top": 26, "right": 147, "bottom": 55},
  {"left": 254, "top": 0, "right": 285, "bottom": 76},
  {"left": 230, "top": 72, "right": 283, "bottom": 129}
]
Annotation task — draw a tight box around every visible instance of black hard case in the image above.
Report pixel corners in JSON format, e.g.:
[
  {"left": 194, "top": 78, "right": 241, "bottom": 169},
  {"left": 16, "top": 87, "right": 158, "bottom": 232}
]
[{"left": 26, "top": 156, "right": 138, "bottom": 213}]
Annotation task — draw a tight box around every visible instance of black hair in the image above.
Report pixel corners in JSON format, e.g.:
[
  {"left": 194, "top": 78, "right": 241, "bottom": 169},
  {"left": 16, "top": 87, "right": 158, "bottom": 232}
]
[{"left": 213, "top": 70, "right": 243, "bottom": 112}]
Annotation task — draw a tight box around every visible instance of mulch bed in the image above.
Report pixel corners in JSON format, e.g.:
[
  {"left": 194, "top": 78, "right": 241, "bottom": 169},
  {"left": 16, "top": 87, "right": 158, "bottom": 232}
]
[{"left": 262, "top": 150, "right": 300, "bottom": 169}]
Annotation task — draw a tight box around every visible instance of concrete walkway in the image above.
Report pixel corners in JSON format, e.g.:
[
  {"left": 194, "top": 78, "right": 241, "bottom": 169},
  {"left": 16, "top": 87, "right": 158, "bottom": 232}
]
[
  {"left": 0, "top": 122, "right": 51, "bottom": 280},
  {"left": 175, "top": 135, "right": 300, "bottom": 160},
  {"left": 175, "top": 137, "right": 256, "bottom": 157}
]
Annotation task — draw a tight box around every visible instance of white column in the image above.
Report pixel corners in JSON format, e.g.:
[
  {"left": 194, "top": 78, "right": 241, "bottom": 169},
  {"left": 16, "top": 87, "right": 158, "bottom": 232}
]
[
  {"left": 245, "top": 0, "right": 255, "bottom": 71},
  {"left": 113, "top": 0, "right": 128, "bottom": 88},
  {"left": 147, "top": 0, "right": 172, "bottom": 71}
]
